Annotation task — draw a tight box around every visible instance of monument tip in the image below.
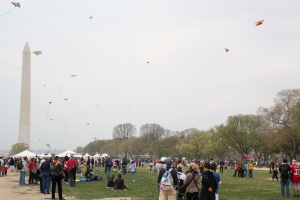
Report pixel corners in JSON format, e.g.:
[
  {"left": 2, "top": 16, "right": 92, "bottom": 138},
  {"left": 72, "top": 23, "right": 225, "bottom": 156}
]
[{"left": 23, "top": 42, "right": 30, "bottom": 53}]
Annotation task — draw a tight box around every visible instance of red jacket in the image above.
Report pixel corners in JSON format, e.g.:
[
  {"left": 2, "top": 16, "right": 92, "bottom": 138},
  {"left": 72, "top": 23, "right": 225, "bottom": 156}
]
[
  {"left": 28, "top": 161, "right": 36, "bottom": 173},
  {"left": 67, "top": 158, "right": 77, "bottom": 170}
]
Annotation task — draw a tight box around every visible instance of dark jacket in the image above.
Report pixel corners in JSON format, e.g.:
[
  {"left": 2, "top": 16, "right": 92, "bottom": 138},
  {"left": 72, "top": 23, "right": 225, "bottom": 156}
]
[
  {"left": 199, "top": 171, "right": 217, "bottom": 200},
  {"left": 50, "top": 162, "right": 63, "bottom": 176},
  {"left": 41, "top": 161, "right": 51, "bottom": 174}
]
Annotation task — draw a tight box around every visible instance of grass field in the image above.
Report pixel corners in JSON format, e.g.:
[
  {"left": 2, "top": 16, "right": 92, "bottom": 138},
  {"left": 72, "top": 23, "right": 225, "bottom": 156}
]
[{"left": 61, "top": 165, "right": 286, "bottom": 200}]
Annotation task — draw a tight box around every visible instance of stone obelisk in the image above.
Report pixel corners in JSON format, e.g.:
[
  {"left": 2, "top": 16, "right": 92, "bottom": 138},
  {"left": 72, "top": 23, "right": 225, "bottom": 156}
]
[{"left": 18, "top": 42, "right": 31, "bottom": 147}]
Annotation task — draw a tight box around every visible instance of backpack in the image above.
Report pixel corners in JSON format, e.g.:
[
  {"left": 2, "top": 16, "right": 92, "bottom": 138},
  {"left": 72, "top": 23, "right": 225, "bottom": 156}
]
[
  {"left": 17, "top": 161, "right": 23, "bottom": 170},
  {"left": 281, "top": 164, "right": 290, "bottom": 178},
  {"left": 107, "top": 160, "right": 113, "bottom": 167},
  {"left": 160, "top": 168, "right": 174, "bottom": 191}
]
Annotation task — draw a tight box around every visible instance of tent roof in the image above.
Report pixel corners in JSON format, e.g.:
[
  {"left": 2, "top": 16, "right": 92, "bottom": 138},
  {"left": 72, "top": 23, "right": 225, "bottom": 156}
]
[
  {"left": 14, "top": 150, "right": 36, "bottom": 157},
  {"left": 56, "top": 150, "right": 76, "bottom": 157}
]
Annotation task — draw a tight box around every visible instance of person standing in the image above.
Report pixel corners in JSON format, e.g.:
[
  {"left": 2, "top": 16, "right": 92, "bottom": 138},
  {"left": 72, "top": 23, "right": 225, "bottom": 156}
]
[
  {"left": 279, "top": 158, "right": 291, "bottom": 197},
  {"left": 184, "top": 163, "right": 200, "bottom": 200},
  {"left": 41, "top": 157, "right": 51, "bottom": 194},
  {"left": 106, "top": 157, "right": 113, "bottom": 179},
  {"left": 243, "top": 161, "right": 248, "bottom": 178},
  {"left": 130, "top": 161, "right": 136, "bottom": 181},
  {"left": 248, "top": 161, "right": 254, "bottom": 178},
  {"left": 28, "top": 158, "right": 36, "bottom": 184},
  {"left": 63, "top": 156, "right": 69, "bottom": 184},
  {"left": 122, "top": 157, "right": 127, "bottom": 175},
  {"left": 157, "top": 157, "right": 178, "bottom": 200},
  {"left": 0, "top": 156, "right": 4, "bottom": 177},
  {"left": 290, "top": 159, "right": 300, "bottom": 197},
  {"left": 86, "top": 156, "right": 91, "bottom": 171},
  {"left": 211, "top": 163, "right": 221, "bottom": 200},
  {"left": 19, "top": 157, "right": 27, "bottom": 185},
  {"left": 91, "top": 157, "right": 94, "bottom": 169},
  {"left": 219, "top": 160, "right": 224, "bottom": 173},
  {"left": 67, "top": 154, "right": 77, "bottom": 187},
  {"left": 199, "top": 162, "right": 217, "bottom": 200},
  {"left": 50, "top": 156, "right": 65, "bottom": 200}
]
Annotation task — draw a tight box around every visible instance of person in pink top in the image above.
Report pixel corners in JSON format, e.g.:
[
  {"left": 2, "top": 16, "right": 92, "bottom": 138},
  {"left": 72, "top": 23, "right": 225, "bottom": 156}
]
[
  {"left": 67, "top": 155, "right": 78, "bottom": 187},
  {"left": 28, "top": 158, "right": 36, "bottom": 184},
  {"left": 63, "top": 156, "right": 69, "bottom": 184},
  {"left": 113, "top": 160, "right": 117, "bottom": 169}
]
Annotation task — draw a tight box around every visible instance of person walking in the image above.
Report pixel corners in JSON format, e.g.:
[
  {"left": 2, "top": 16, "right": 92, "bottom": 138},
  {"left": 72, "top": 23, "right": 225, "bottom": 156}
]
[
  {"left": 106, "top": 157, "right": 113, "bottom": 179},
  {"left": 9, "top": 157, "right": 15, "bottom": 172},
  {"left": 130, "top": 161, "right": 136, "bottom": 181},
  {"left": 50, "top": 156, "right": 65, "bottom": 200}
]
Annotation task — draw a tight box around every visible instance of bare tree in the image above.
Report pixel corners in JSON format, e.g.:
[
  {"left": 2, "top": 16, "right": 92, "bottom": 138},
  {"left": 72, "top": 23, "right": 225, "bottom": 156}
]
[
  {"left": 112, "top": 123, "right": 136, "bottom": 141},
  {"left": 258, "top": 88, "right": 300, "bottom": 160}
]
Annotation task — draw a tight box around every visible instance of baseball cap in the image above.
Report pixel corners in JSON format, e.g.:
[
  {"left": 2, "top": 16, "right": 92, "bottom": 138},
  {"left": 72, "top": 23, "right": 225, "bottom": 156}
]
[
  {"left": 160, "top": 157, "right": 167, "bottom": 162},
  {"left": 166, "top": 157, "right": 173, "bottom": 166}
]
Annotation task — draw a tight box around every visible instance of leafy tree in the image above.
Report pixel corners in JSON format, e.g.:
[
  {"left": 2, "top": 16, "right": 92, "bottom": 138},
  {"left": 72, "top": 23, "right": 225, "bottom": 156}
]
[
  {"left": 9, "top": 143, "right": 29, "bottom": 155},
  {"left": 75, "top": 146, "right": 84, "bottom": 153},
  {"left": 216, "top": 114, "right": 262, "bottom": 157},
  {"left": 113, "top": 123, "right": 136, "bottom": 141}
]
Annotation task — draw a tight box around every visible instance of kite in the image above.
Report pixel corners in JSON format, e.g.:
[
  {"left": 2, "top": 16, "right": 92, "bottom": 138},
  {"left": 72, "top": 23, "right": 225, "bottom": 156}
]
[
  {"left": 11, "top": 2, "right": 20, "bottom": 8},
  {"left": 71, "top": 75, "right": 77, "bottom": 77},
  {"left": 87, "top": 123, "right": 90, "bottom": 125},
  {"left": 64, "top": 99, "right": 68, "bottom": 100},
  {"left": 255, "top": 20, "right": 264, "bottom": 26},
  {"left": 89, "top": 16, "right": 93, "bottom": 20},
  {"left": 46, "top": 102, "right": 52, "bottom": 118},
  {"left": 225, "top": 48, "right": 229, "bottom": 52},
  {"left": 33, "top": 51, "right": 42, "bottom": 56},
  {"left": 140, "top": 62, "right": 150, "bottom": 69}
]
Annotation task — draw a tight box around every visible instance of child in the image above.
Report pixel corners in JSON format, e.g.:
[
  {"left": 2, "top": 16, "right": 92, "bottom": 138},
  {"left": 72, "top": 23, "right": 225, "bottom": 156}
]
[
  {"left": 149, "top": 162, "right": 153, "bottom": 172},
  {"left": 107, "top": 174, "right": 115, "bottom": 189},
  {"left": 272, "top": 168, "right": 278, "bottom": 181}
]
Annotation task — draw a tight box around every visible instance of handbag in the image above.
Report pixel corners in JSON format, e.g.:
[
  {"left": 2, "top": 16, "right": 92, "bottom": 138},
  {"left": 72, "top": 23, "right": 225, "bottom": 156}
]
[{"left": 180, "top": 172, "right": 197, "bottom": 194}]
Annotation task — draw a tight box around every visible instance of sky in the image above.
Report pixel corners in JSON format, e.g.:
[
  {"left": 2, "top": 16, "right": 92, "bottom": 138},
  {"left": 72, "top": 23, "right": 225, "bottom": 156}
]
[{"left": 0, "top": 0, "right": 300, "bottom": 151}]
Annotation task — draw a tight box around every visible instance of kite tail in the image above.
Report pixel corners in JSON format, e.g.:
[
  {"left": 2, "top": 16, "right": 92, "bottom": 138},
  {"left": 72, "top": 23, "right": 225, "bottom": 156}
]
[
  {"left": 0, "top": 9, "right": 12, "bottom": 17},
  {"left": 15, "top": 58, "right": 37, "bottom": 70}
]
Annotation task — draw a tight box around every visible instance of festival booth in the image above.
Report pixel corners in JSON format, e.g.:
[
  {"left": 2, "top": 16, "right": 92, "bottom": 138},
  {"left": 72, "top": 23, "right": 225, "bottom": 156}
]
[
  {"left": 13, "top": 150, "right": 36, "bottom": 158},
  {"left": 38, "top": 153, "right": 46, "bottom": 158},
  {"left": 101, "top": 153, "right": 109, "bottom": 158}
]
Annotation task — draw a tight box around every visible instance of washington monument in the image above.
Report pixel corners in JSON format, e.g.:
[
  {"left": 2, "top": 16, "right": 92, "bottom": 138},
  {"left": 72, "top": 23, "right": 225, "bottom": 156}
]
[{"left": 18, "top": 42, "right": 31, "bottom": 147}]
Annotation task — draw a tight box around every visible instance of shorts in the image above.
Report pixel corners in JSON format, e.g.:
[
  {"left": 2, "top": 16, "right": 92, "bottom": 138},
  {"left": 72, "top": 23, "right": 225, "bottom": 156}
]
[{"left": 291, "top": 182, "right": 300, "bottom": 188}]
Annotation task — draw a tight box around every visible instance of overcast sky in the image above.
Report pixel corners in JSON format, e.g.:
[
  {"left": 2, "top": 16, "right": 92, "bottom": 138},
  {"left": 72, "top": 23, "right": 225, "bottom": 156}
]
[{"left": 1, "top": 0, "right": 299, "bottom": 151}]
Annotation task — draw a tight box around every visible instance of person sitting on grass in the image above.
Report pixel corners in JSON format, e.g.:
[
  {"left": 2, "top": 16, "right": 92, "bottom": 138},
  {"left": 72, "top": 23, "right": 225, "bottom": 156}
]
[
  {"left": 86, "top": 169, "right": 102, "bottom": 181},
  {"left": 113, "top": 174, "right": 129, "bottom": 190},
  {"left": 107, "top": 174, "right": 115, "bottom": 189}
]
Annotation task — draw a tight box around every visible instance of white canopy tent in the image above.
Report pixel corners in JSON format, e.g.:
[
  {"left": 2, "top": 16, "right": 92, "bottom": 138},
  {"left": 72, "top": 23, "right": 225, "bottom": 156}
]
[
  {"left": 39, "top": 153, "right": 46, "bottom": 157},
  {"left": 84, "top": 153, "right": 91, "bottom": 157},
  {"left": 93, "top": 154, "right": 102, "bottom": 158},
  {"left": 101, "top": 153, "right": 109, "bottom": 157},
  {"left": 14, "top": 150, "right": 36, "bottom": 158},
  {"left": 56, "top": 150, "right": 76, "bottom": 157},
  {"left": 46, "top": 153, "right": 52, "bottom": 157}
]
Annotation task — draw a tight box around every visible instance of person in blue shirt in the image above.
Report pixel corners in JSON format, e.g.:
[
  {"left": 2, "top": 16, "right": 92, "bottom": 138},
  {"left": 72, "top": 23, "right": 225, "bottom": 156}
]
[{"left": 243, "top": 161, "right": 249, "bottom": 178}]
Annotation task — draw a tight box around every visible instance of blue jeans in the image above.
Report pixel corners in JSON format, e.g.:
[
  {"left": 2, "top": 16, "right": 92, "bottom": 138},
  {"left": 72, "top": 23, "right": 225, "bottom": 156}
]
[
  {"left": 122, "top": 165, "right": 126, "bottom": 175},
  {"left": 248, "top": 169, "right": 253, "bottom": 178},
  {"left": 106, "top": 167, "right": 111, "bottom": 179},
  {"left": 19, "top": 171, "right": 26, "bottom": 185},
  {"left": 42, "top": 173, "right": 51, "bottom": 193},
  {"left": 244, "top": 169, "right": 248, "bottom": 178},
  {"left": 131, "top": 172, "right": 135, "bottom": 180},
  {"left": 280, "top": 177, "right": 290, "bottom": 197}
]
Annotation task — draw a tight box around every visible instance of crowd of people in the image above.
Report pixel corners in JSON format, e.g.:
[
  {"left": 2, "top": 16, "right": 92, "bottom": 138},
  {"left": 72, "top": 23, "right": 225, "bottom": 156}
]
[{"left": 2, "top": 154, "right": 300, "bottom": 199}]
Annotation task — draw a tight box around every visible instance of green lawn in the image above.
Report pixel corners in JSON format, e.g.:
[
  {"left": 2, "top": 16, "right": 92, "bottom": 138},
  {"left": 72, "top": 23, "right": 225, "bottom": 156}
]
[{"left": 61, "top": 165, "right": 285, "bottom": 200}]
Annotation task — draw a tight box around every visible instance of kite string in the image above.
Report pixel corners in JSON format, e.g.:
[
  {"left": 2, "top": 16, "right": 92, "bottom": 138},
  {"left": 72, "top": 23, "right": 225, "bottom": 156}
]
[
  {"left": 0, "top": 9, "right": 12, "bottom": 17},
  {"left": 14, "top": 58, "right": 37, "bottom": 70},
  {"left": 46, "top": 103, "right": 51, "bottom": 118}
]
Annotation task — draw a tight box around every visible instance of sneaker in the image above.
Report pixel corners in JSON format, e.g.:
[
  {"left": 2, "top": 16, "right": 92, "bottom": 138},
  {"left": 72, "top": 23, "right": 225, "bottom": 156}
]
[{"left": 133, "top": 180, "right": 135, "bottom": 182}]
